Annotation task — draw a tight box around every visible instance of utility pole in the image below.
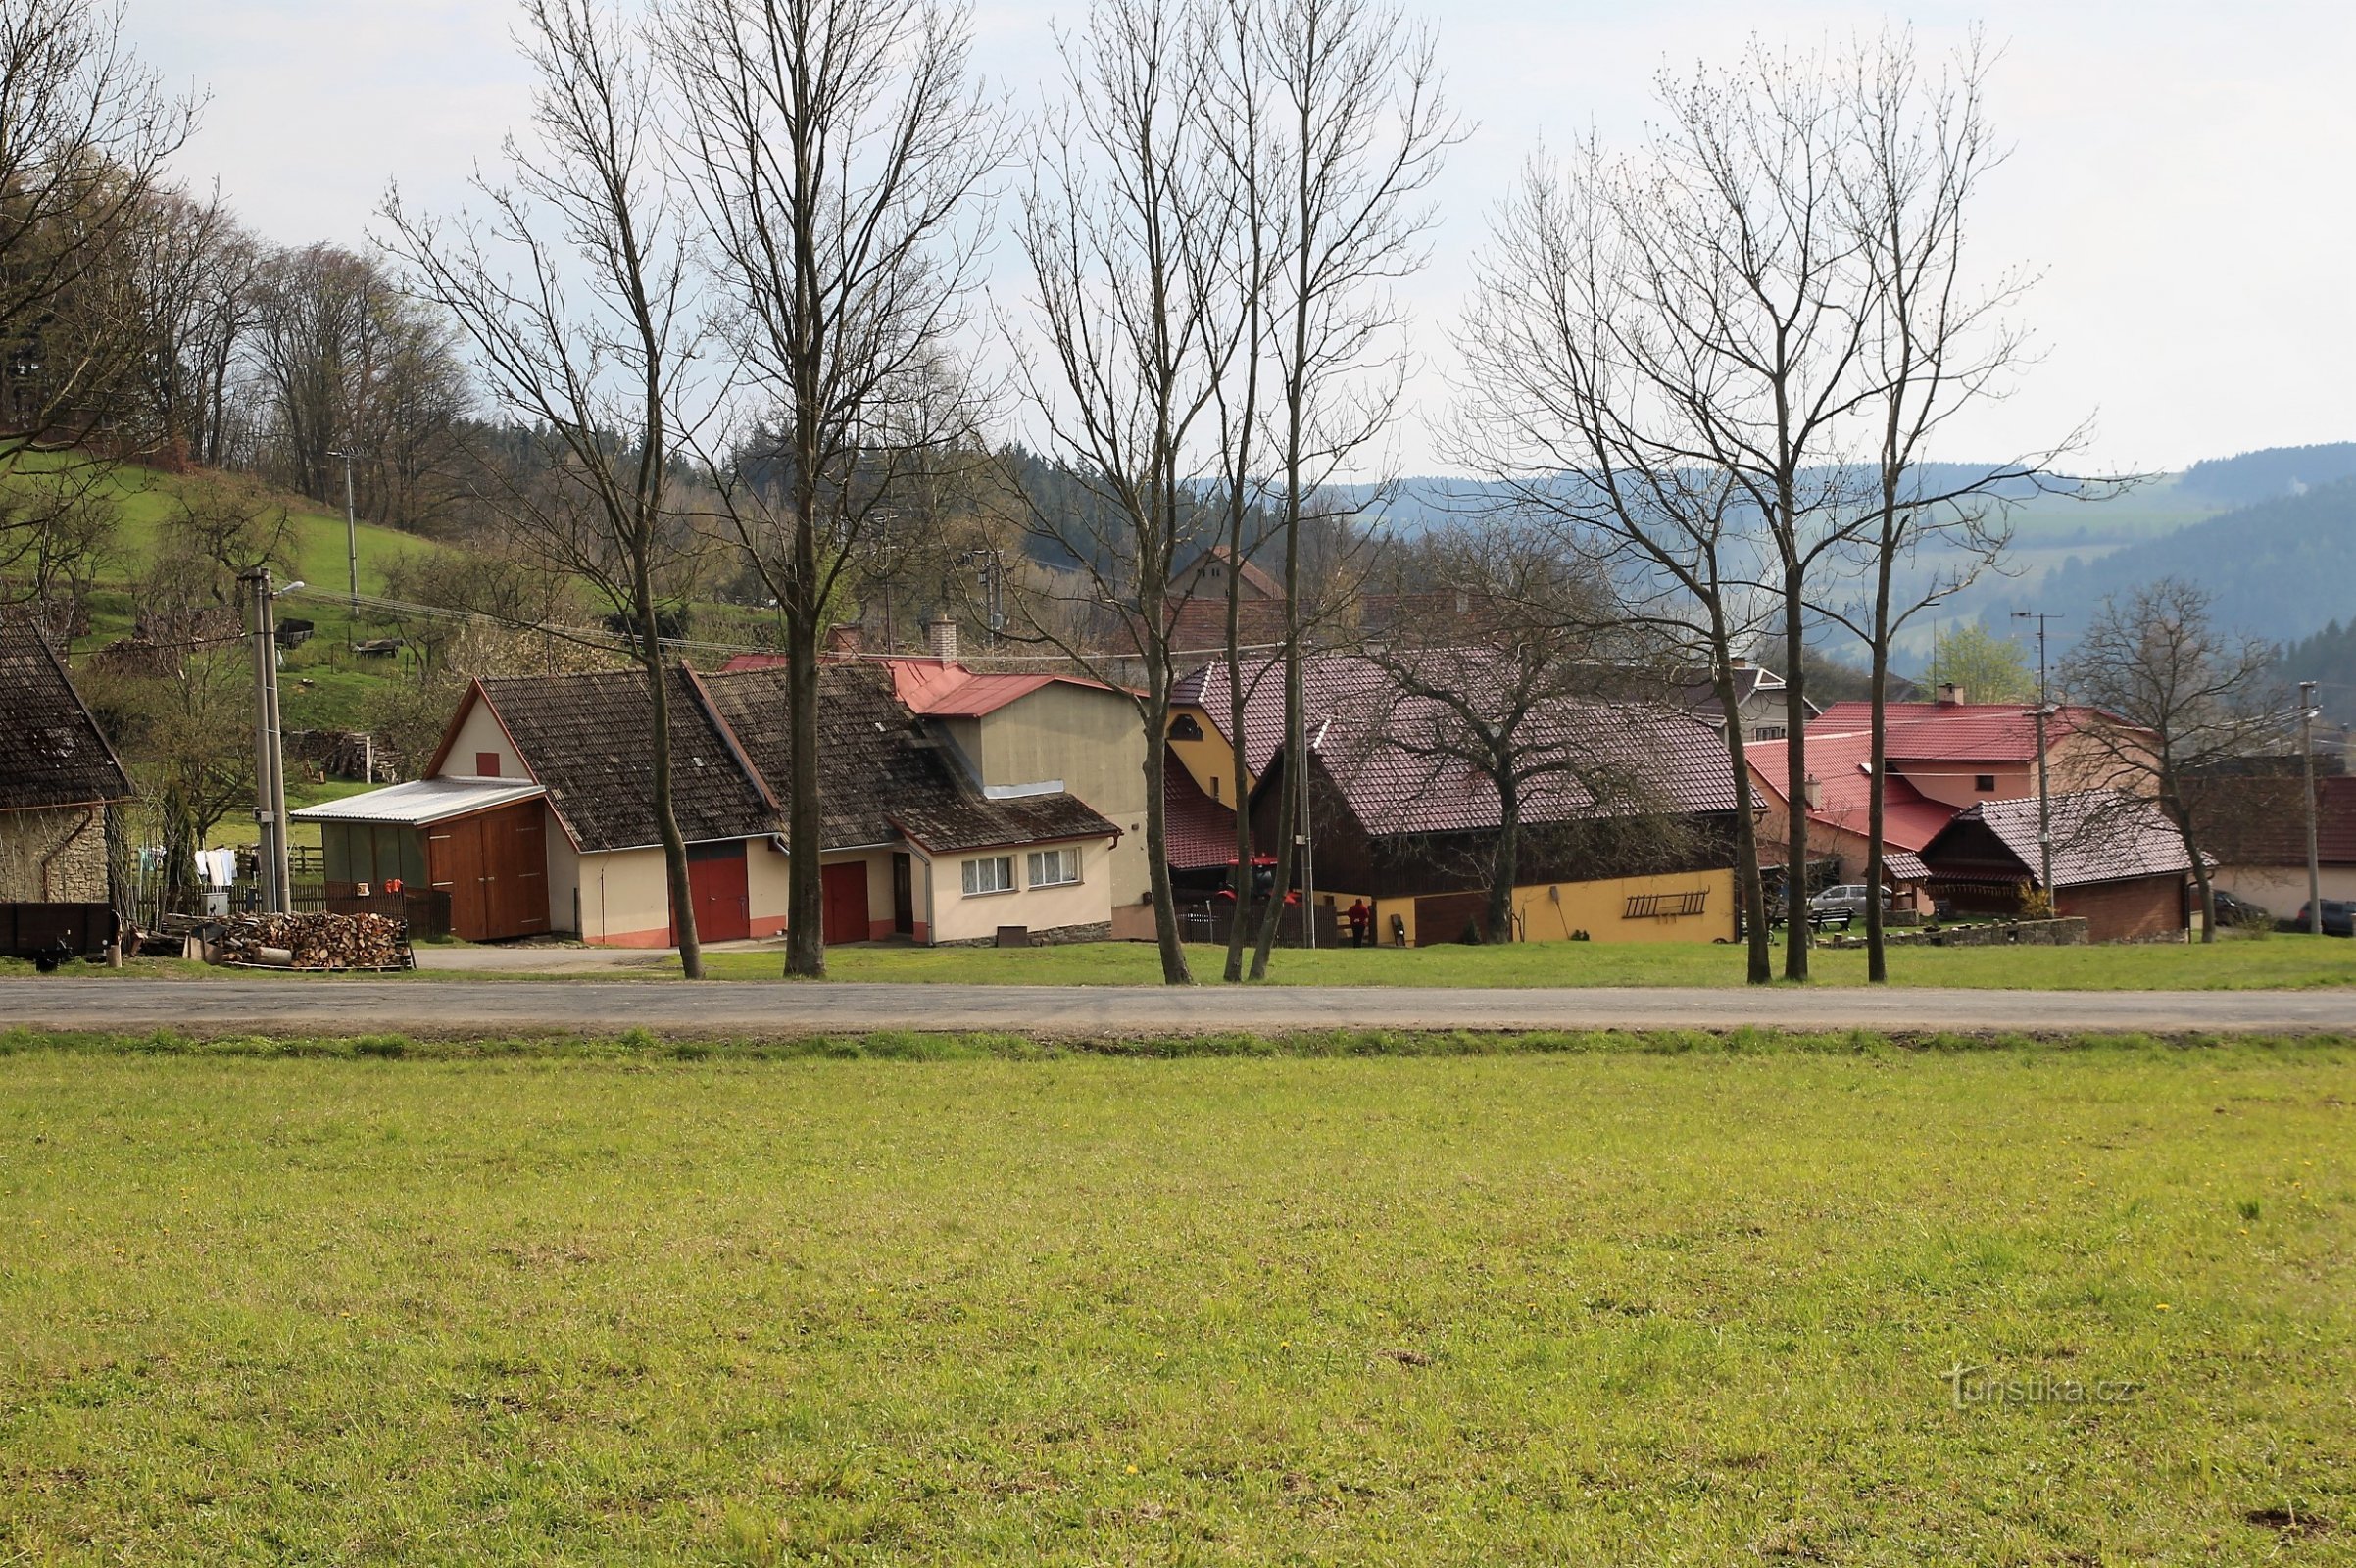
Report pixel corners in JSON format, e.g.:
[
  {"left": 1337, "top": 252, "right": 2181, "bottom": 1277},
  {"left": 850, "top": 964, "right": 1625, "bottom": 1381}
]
[
  {"left": 2301, "top": 679, "right": 2323, "bottom": 935},
  {"left": 328, "top": 448, "right": 358, "bottom": 646},
  {"left": 2012, "top": 611, "right": 2062, "bottom": 904},
  {"left": 241, "top": 568, "right": 300, "bottom": 913}
]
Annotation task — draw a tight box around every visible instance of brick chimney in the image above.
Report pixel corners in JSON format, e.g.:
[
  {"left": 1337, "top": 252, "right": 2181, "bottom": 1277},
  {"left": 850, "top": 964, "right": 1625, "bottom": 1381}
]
[
  {"left": 925, "top": 613, "right": 957, "bottom": 662},
  {"left": 1937, "top": 681, "right": 1964, "bottom": 706},
  {"left": 824, "top": 622, "right": 863, "bottom": 658},
  {"left": 1801, "top": 775, "right": 1823, "bottom": 809}
]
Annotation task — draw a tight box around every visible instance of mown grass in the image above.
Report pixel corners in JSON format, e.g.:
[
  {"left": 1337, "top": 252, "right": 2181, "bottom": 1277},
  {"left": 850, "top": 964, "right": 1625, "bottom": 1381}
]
[
  {"left": 671, "top": 932, "right": 2356, "bottom": 990},
  {"left": 0, "top": 1034, "right": 2349, "bottom": 1564}
]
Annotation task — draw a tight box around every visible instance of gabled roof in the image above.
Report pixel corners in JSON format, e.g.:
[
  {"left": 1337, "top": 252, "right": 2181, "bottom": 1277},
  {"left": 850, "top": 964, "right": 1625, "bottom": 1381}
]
[
  {"left": 873, "top": 657, "right": 1118, "bottom": 719},
  {"left": 1177, "top": 542, "right": 1284, "bottom": 600},
  {"left": 0, "top": 612, "right": 132, "bottom": 812},
  {"left": 1811, "top": 700, "right": 2120, "bottom": 763},
  {"left": 1924, "top": 791, "right": 2194, "bottom": 889},
  {"left": 2207, "top": 774, "right": 2356, "bottom": 867},
  {"left": 699, "top": 662, "right": 1118, "bottom": 855},
  {"left": 1747, "top": 731, "right": 1957, "bottom": 852},
  {"left": 471, "top": 668, "right": 779, "bottom": 853}
]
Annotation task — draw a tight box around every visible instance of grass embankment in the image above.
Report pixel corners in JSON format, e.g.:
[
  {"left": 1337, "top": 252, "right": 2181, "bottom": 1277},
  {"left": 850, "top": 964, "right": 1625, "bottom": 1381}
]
[
  {"left": 1, "top": 1035, "right": 2349, "bottom": 1563},
  {"left": 671, "top": 933, "right": 2356, "bottom": 990}
]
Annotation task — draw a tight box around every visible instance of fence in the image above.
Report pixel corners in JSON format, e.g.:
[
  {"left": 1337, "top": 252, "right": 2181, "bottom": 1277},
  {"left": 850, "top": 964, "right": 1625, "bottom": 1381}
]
[
  {"left": 119, "top": 870, "right": 449, "bottom": 940},
  {"left": 1177, "top": 899, "right": 1340, "bottom": 949}
]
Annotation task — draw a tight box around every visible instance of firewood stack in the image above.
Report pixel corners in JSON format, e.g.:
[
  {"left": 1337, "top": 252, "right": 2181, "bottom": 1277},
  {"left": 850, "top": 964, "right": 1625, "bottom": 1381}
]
[{"left": 215, "top": 912, "right": 412, "bottom": 970}]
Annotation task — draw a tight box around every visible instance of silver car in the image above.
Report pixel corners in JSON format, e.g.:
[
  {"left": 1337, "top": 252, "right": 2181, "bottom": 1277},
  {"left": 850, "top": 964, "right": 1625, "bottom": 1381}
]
[{"left": 1808, "top": 884, "right": 1891, "bottom": 916}]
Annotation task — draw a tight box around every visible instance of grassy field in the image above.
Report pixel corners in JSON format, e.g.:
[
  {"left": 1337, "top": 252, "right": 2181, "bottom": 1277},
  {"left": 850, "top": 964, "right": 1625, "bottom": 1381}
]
[
  {"left": 0, "top": 1032, "right": 2349, "bottom": 1563},
  {"left": 667, "top": 933, "right": 2356, "bottom": 990}
]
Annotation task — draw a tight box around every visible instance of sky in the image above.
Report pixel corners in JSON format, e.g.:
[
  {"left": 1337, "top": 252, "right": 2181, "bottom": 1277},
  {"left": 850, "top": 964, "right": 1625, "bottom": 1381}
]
[{"left": 125, "top": 0, "right": 2356, "bottom": 478}]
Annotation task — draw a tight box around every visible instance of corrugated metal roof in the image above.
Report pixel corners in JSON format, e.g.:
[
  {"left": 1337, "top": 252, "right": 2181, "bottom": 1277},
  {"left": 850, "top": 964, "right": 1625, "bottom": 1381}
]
[{"left": 290, "top": 776, "right": 545, "bottom": 827}]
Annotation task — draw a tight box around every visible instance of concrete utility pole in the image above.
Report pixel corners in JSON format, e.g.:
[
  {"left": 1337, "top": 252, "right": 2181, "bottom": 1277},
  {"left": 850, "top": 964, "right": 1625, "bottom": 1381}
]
[
  {"left": 2013, "top": 611, "right": 2063, "bottom": 902},
  {"left": 328, "top": 448, "right": 359, "bottom": 645},
  {"left": 242, "top": 568, "right": 300, "bottom": 913},
  {"left": 2301, "top": 679, "right": 2323, "bottom": 935}
]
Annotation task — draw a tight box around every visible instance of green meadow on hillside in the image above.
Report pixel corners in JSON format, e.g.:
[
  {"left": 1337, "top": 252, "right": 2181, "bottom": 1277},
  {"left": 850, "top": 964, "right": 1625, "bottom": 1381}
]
[{"left": 0, "top": 1038, "right": 2348, "bottom": 1563}]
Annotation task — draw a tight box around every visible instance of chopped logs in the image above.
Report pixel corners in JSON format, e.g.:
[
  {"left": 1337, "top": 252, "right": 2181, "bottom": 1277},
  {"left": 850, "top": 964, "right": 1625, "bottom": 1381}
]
[{"left": 215, "top": 912, "right": 413, "bottom": 970}]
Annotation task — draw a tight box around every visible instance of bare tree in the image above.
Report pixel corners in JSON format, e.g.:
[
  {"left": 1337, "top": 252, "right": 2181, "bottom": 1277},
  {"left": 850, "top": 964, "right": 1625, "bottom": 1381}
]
[
  {"left": 1816, "top": 32, "right": 2093, "bottom": 981},
  {"left": 1360, "top": 520, "right": 1672, "bottom": 937},
  {"left": 660, "top": 0, "right": 1001, "bottom": 979},
  {"left": 2062, "top": 578, "right": 2283, "bottom": 944},
  {"left": 382, "top": 0, "right": 715, "bottom": 977},
  {"left": 0, "top": 0, "right": 196, "bottom": 461},
  {"left": 1455, "top": 142, "right": 1781, "bottom": 982},
  {"left": 1008, "top": 0, "right": 1256, "bottom": 985},
  {"left": 123, "top": 186, "right": 258, "bottom": 466},
  {"left": 1227, "top": 0, "right": 1455, "bottom": 981}
]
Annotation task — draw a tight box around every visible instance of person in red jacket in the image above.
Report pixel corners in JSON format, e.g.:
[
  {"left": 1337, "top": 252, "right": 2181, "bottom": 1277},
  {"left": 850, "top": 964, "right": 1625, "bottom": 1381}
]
[{"left": 1346, "top": 898, "right": 1372, "bottom": 949}]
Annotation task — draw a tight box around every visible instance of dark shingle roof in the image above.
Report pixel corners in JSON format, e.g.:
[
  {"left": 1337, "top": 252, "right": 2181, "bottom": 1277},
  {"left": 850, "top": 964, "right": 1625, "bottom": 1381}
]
[
  {"left": 476, "top": 667, "right": 779, "bottom": 852},
  {"left": 0, "top": 613, "right": 132, "bottom": 811},
  {"left": 699, "top": 663, "right": 1119, "bottom": 855},
  {"left": 1925, "top": 791, "right": 2194, "bottom": 889}
]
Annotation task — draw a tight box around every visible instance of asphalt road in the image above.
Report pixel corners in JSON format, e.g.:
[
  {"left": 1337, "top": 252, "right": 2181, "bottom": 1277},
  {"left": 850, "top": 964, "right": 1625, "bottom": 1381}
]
[{"left": 0, "top": 978, "right": 2347, "bottom": 1036}]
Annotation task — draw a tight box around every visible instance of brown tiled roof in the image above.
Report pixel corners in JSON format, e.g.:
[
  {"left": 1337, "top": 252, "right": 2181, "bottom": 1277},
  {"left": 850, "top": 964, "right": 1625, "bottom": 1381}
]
[
  {"left": 2207, "top": 775, "right": 2356, "bottom": 867},
  {"left": 1925, "top": 791, "right": 2194, "bottom": 889},
  {"left": 1162, "top": 753, "right": 1238, "bottom": 870},
  {"left": 0, "top": 612, "right": 132, "bottom": 812},
  {"left": 476, "top": 668, "right": 779, "bottom": 853},
  {"left": 698, "top": 662, "right": 1117, "bottom": 856}
]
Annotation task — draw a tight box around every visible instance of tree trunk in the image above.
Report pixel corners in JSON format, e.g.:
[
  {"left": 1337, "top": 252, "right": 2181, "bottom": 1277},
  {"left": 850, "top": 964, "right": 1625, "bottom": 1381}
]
[
  {"left": 1486, "top": 785, "right": 1520, "bottom": 942},
  {"left": 1222, "top": 578, "right": 1254, "bottom": 982},
  {"left": 1248, "top": 633, "right": 1303, "bottom": 981},
  {"left": 1781, "top": 578, "right": 1811, "bottom": 980},
  {"left": 1710, "top": 647, "right": 1772, "bottom": 985},
  {"left": 1144, "top": 702, "right": 1193, "bottom": 984},
  {"left": 641, "top": 615, "right": 703, "bottom": 981},
  {"left": 784, "top": 591, "right": 825, "bottom": 979},
  {"left": 1865, "top": 537, "right": 1896, "bottom": 984}
]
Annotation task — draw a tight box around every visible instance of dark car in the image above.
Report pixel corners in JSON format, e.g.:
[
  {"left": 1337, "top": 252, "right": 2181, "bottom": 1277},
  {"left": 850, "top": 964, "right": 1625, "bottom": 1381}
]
[
  {"left": 2209, "top": 890, "right": 2270, "bottom": 929},
  {"left": 2292, "top": 900, "right": 2355, "bottom": 937}
]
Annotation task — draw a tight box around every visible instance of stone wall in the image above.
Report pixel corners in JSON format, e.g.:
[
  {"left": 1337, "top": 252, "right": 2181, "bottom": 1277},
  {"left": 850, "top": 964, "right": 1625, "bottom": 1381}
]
[
  {"left": 933, "top": 919, "right": 1114, "bottom": 949},
  {"left": 0, "top": 806, "right": 109, "bottom": 903},
  {"left": 1833, "top": 916, "right": 2089, "bottom": 949}
]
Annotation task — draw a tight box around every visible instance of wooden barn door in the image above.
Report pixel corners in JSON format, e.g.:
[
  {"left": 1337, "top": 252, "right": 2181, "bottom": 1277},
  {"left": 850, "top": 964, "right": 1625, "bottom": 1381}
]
[
  {"left": 684, "top": 841, "right": 751, "bottom": 943},
  {"left": 428, "top": 803, "right": 550, "bottom": 942},
  {"left": 821, "top": 860, "right": 870, "bottom": 946}
]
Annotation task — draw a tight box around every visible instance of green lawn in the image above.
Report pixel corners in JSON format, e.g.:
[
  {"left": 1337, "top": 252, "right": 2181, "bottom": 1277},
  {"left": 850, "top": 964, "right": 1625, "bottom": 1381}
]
[
  {"left": 673, "top": 933, "right": 2356, "bottom": 990},
  {"left": 0, "top": 1034, "right": 2349, "bottom": 1562}
]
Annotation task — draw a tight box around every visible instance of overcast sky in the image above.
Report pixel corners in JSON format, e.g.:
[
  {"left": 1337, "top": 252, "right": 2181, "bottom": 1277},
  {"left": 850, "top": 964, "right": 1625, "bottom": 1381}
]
[{"left": 126, "top": 0, "right": 2355, "bottom": 476}]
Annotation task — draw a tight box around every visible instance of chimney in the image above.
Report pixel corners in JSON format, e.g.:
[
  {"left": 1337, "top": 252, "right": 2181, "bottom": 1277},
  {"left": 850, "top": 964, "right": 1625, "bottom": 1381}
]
[
  {"left": 925, "top": 613, "right": 957, "bottom": 662},
  {"left": 824, "top": 622, "right": 863, "bottom": 658},
  {"left": 1801, "top": 775, "right": 1823, "bottom": 809},
  {"left": 1937, "top": 681, "right": 1964, "bottom": 707},
  {"left": 1731, "top": 657, "right": 1750, "bottom": 670}
]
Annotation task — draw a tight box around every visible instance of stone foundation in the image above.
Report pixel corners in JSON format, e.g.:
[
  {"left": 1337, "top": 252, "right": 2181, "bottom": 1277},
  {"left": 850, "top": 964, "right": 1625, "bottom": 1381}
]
[
  {"left": 1825, "top": 916, "right": 2089, "bottom": 949},
  {"left": 934, "top": 920, "right": 1114, "bottom": 949}
]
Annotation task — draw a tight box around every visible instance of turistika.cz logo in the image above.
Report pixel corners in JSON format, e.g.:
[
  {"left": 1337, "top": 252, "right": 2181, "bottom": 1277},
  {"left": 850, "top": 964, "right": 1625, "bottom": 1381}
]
[{"left": 1940, "top": 1363, "right": 2141, "bottom": 1410}]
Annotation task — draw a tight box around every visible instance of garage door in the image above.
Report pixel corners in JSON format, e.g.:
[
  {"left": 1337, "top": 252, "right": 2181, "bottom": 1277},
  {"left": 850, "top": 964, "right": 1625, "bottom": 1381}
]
[{"left": 684, "top": 841, "right": 751, "bottom": 943}]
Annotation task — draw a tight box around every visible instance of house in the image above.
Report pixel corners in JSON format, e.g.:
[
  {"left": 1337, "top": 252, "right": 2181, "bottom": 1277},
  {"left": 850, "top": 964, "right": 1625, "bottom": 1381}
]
[
  {"left": 2208, "top": 774, "right": 2356, "bottom": 915},
  {"left": 293, "top": 662, "right": 1121, "bottom": 947},
  {"left": 1179, "top": 652, "right": 1742, "bottom": 945},
  {"left": 1919, "top": 792, "right": 2194, "bottom": 942},
  {"left": 0, "top": 612, "right": 132, "bottom": 904},
  {"left": 1748, "top": 686, "right": 2145, "bottom": 900},
  {"left": 1665, "top": 660, "right": 1807, "bottom": 744}
]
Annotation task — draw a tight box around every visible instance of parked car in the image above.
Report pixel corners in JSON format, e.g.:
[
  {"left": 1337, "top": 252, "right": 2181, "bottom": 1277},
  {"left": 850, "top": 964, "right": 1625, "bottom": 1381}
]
[
  {"left": 1808, "top": 884, "right": 1892, "bottom": 916},
  {"left": 2291, "top": 899, "right": 2354, "bottom": 937},
  {"left": 2209, "top": 890, "right": 2270, "bottom": 928}
]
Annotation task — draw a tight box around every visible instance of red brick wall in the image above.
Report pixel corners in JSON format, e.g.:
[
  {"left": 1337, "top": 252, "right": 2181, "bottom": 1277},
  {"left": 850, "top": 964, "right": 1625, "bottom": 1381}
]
[{"left": 2058, "top": 875, "right": 2184, "bottom": 943}]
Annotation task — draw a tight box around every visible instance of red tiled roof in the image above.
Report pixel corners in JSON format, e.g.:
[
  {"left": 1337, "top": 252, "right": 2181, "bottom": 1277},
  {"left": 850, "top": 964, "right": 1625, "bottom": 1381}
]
[
  {"left": 1810, "top": 700, "right": 2120, "bottom": 763},
  {"left": 1161, "top": 754, "right": 1238, "bottom": 871},
  {"left": 1747, "top": 731, "right": 1956, "bottom": 852},
  {"left": 872, "top": 657, "right": 1114, "bottom": 717}
]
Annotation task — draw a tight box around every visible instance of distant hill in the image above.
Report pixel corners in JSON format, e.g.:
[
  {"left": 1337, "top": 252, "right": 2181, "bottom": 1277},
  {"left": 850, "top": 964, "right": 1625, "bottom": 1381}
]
[
  {"left": 2177, "top": 443, "right": 2356, "bottom": 507},
  {"left": 1988, "top": 477, "right": 2356, "bottom": 650}
]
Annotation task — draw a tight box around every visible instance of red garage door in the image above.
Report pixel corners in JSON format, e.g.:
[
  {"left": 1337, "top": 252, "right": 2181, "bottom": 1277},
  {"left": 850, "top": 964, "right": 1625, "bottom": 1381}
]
[
  {"left": 683, "top": 841, "right": 750, "bottom": 943},
  {"left": 821, "top": 860, "right": 870, "bottom": 946}
]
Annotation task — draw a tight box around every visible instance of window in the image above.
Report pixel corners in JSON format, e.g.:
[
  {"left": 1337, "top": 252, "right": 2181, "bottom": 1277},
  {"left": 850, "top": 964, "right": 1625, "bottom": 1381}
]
[
  {"left": 1753, "top": 725, "right": 1786, "bottom": 741},
  {"left": 961, "top": 856, "right": 1014, "bottom": 896},
  {"left": 1168, "top": 713, "right": 1204, "bottom": 741},
  {"left": 475, "top": 752, "right": 502, "bottom": 777},
  {"left": 1975, "top": 773, "right": 1996, "bottom": 792},
  {"left": 1027, "top": 847, "right": 1081, "bottom": 887}
]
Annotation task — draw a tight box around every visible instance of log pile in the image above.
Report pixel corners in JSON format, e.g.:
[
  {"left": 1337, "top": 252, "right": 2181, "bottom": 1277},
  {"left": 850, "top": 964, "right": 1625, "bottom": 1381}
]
[{"left": 215, "top": 912, "right": 412, "bottom": 970}]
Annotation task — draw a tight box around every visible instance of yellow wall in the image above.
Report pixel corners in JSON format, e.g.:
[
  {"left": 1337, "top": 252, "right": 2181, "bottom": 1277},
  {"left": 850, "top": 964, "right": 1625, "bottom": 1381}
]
[
  {"left": 927, "top": 837, "right": 1116, "bottom": 943},
  {"left": 1165, "top": 702, "right": 1250, "bottom": 804},
  {"left": 1310, "top": 867, "right": 1736, "bottom": 947},
  {"left": 953, "top": 684, "right": 1151, "bottom": 909}
]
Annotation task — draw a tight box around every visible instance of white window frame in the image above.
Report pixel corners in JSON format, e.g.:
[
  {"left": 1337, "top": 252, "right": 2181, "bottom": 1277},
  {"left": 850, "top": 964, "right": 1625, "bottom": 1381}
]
[
  {"left": 1027, "top": 846, "right": 1081, "bottom": 888},
  {"left": 961, "top": 855, "right": 1015, "bottom": 896}
]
